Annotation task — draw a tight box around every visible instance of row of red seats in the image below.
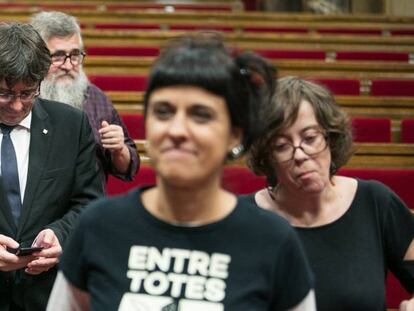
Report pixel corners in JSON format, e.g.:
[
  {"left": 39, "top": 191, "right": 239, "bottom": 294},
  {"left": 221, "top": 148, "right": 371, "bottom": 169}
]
[
  {"left": 107, "top": 166, "right": 414, "bottom": 209},
  {"left": 121, "top": 113, "right": 400, "bottom": 143},
  {"left": 0, "top": 3, "right": 235, "bottom": 12},
  {"left": 89, "top": 75, "right": 414, "bottom": 96},
  {"left": 84, "top": 23, "right": 414, "bottom": 36},
  {"left": 402, "top": 119, "right": 414, "bottom": 143},
  {"left": 85, "top": 46, "right": 413, "bottom": 62},
  {"left": 106, "top": 165, "right": 414, "bottom": 308}
]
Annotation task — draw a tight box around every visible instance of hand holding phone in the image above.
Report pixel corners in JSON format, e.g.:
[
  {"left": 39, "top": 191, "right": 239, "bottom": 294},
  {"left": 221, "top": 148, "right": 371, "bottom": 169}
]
[{"left": 7, "top": 246, "right": 44, "bottom": 256}]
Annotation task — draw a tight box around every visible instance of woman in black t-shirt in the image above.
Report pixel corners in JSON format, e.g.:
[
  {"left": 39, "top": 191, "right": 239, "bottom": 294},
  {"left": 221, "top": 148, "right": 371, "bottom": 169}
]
[
  {"left": 46, "top": 35, "right": 316, "bottom": 311},
  {"left": 243, "top": 76, "right": 414, "bottom": 311}
]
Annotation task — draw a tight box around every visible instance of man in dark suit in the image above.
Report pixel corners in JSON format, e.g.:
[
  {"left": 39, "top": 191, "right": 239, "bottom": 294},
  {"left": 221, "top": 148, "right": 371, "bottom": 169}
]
[{"left": 0, "top": 23, "right": 103, "bottom": 310}]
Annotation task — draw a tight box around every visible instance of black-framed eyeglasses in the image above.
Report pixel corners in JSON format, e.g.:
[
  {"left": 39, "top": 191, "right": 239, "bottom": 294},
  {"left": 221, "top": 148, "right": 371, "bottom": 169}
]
[
  {"left": 272, "top": 130, "right": 328, "bottom": 163},
  {"left": 0, "top": 86, "right": 40, "bottom": 104},
  {"left": 50, "top": 49, "right": 86, "bottom": 66}
]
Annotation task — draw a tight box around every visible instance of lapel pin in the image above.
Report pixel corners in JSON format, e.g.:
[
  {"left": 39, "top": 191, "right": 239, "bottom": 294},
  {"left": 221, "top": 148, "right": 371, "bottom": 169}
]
[{"left": 42, "top": 129, "right": 48, "bottom": 135}]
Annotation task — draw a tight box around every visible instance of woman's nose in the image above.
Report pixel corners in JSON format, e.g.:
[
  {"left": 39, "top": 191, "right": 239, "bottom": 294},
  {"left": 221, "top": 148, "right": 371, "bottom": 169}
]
[{"left": 167, "top": 113, "right": 189, "bottom": 138}]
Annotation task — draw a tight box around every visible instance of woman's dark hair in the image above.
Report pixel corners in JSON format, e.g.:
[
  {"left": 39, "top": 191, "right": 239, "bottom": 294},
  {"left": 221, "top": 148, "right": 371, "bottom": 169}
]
[
  {"left": 144, "top": 33, "right": 276, "bottom": 155},
  {"left": 0, "top": 23, "right": 51, "bottom": 88},
  {"left": 248, "top": 76, "right": 354, "bottom": 185}
]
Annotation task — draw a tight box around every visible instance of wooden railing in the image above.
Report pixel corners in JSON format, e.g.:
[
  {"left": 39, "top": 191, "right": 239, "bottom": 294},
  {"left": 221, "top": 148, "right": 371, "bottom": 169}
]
[
  {"left": 134, "top": 141, "right": 414, "bottom": 169},
  {"left": 1, "top": 8, "right": 414, "bottom": 26},
  {"left": 1, "top": 9, "right": 414, "bottom": 36},
  {"left": 0, "top": 0, "right": 239, "bottom": 13},
  {"left": 83, "top": 55, "right": 414, "bottom": 78},
  {"left": 107, "top": 91, "right": 414, "bottom": 118},
  {"left": 75, "top": 30, "right": 414, "bottom": 53}
]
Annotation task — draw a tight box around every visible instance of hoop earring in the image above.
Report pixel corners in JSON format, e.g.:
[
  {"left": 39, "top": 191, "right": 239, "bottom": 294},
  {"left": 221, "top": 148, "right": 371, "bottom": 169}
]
[{"left": 230, "top": 144, "right": 244, "bottom": 159}]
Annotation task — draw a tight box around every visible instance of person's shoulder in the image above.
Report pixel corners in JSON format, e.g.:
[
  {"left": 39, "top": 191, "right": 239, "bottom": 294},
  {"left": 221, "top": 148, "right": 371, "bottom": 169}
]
[
  {"left": 353, "top": 178, "right": 407, "bottom": 216},
  {"left": 88, "top": 83, "right": 110, "bottom": 99},
  {"left": 36, "top": 97, "right": 84, "bottom": 118},
  {"left": 235, "top": 195, "right": 292, "bottom": 236},
  {"left": 356, "top": 178, "right": 392, "bottom": 197},
  {"left": 81, "top": 188, "right": 141, "bottom": 221},
  {"left": 85, "top": 83, "right": 115, "bottom": 112},
  {"left": 238, "top": 192, "right": 257, "bottom": 205}
]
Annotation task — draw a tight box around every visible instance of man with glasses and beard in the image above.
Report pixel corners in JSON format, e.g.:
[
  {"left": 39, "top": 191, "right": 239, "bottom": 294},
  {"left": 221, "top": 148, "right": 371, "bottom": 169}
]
[
  {"left": 31, "top": 11, "right": 139, "bottom": 186},
  {"left": 0, "top": 22, "right": 103, "bottom": 311}
]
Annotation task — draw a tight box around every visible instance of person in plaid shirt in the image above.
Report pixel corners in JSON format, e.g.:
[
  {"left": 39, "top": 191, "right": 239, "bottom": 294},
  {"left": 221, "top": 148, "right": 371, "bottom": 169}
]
[{"left": 31, "top": 11, "right": 139, "bottom": 185}]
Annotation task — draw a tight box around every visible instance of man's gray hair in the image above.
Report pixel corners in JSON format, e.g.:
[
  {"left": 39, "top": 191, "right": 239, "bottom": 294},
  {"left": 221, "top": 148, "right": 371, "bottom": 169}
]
[{"left": 31, "top": 11, "right": 83, "bottom": 48}]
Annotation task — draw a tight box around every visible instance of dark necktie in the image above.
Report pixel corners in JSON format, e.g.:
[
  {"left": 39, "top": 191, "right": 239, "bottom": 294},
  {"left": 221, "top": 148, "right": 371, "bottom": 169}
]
[{"left": 1, "top": 124, "right": 22, "bottom": 226}]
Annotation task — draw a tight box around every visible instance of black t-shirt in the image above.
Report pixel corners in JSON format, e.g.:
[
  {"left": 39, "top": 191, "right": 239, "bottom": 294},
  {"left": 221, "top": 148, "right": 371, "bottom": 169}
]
[
  {"left": 60, "top": 187, "right": 314, "bottom": 311},
  {"left": 241, "top": 179, "right": 414, "bottom": 311}
]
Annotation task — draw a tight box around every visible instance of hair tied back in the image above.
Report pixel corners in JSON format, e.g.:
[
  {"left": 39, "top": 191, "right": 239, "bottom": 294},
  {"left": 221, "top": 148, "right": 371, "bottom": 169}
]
[{"left": 240, "top": 67, "right": 265, "bottom": 87}]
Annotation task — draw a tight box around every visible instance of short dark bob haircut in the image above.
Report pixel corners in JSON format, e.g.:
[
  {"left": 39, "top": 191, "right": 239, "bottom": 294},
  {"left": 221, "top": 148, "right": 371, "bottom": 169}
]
[
  {"left": 144, "top": 33, "right": 276, "bottom": 154},
  {"left": 248, "top": 76, "right": 354, "bottom": 184}
]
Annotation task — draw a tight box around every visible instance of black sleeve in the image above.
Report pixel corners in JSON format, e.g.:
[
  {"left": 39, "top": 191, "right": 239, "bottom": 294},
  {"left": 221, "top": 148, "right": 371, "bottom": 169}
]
[{"left": 382, "top": 185, "right": 414, "bottom": 293}]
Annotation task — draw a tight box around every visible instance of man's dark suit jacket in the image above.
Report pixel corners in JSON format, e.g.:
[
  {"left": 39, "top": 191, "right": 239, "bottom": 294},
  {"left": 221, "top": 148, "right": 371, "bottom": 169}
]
[{"left": 0, "top": 98, "right": 104, "bottom": 310}]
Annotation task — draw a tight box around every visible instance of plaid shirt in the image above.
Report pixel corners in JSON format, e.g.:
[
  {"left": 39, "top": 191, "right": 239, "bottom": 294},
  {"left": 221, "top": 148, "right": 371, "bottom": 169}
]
[{"left": 83, "top": 83, "right": 139, "bottom": 183}]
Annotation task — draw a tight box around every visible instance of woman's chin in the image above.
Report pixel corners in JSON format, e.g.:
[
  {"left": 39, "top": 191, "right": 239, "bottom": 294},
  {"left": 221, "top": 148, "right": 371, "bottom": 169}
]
[
  {"left": 159, "top": 171, "right": 204, "bottom": 188},
  {"left": 296, "top": 180, "right": 325, "bottom": 194}
]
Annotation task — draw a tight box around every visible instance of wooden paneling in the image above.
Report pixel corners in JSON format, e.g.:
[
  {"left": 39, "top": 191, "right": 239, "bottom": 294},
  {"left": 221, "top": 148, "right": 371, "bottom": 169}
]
[
  {"left": 83, "top": 56, "right": 414, "bottom": 78},
  {"left": 134, "top": 141, "right": 414, "bottom": 168}
]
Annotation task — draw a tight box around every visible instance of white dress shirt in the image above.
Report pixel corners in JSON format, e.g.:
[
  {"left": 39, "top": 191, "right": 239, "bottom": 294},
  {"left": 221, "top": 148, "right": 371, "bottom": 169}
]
[{"left": 0, "top": 112, "right": 31, "bottom": 203}]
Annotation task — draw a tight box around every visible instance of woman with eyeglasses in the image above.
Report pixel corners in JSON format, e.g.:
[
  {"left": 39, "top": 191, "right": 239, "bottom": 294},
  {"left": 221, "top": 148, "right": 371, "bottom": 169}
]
[
  {"left": 46, "top": 37, "right": 316, "bottom": 310},
  {"left": 241, "top": 76, "right": 414, "bottom": 311}
]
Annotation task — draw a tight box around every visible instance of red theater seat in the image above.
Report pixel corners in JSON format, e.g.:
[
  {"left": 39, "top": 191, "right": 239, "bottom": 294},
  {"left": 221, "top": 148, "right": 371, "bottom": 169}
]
[
  {"left": 243, "top": 26, "right": 308, "bottom": 34},
  {"left": 86, "top": 46, "right": 160, "bottom": 57},
  {"left": 351, "top": 117, "right": 391, "bottom": 143},
  {"left": 169, "top": 25, "right": 234, "bottom": 32},
  {"left": 254, "top": 49, "right": 326, "bottom": 60},
  {"left": 243, "top": 0, "right": 259, "bottom": 10},
  {"left": 0, "top": 3, "right": 96, "bottom": 9},
  {"left": 390, "top": 29, "right": 414, "bottom": 36},
  {"left": 311, "top": 78, "right": 361, "bottom": 95},
  {"left": 317, "top": 28, "right": 382, "bottom": 35},
  {"left": 106, "top": 166, "right": 266, "bottom": 196},
  {"left": 401, "top": 118, "right": 414, "bottom": 143},
  {"left": 108, "top": 166, "right": 414, "bottom": 209},
  {"left": 93, "top": 22, "right": 160, "bottom": 30},
  {"left": 338, "top": 168, "right": 414, "bottom": 209},
  {"left": 120, "top": 113, "right": 145, "bottom": 140},
  {"left": 386, "top": 272, "right": 411, "bottom": 308},
  {"left": 371, "top": 79, "right": 414, "bottom": 96},
  {"left": 105, "top": 4, "right": 233, "bottom": 12},
  {"left": 335, "top": 51, "right": 409, "bottom": 62},
  {"left": 89, "top": 75, "right": 147, "bottom": 91},
  {"left": 94, "top": 23, "right": 234, "bottom": 32},
  {"left": 106, "top": 166, "right": 156, "bottom": 196},
  {"left": 222, "top": 166, "right": 266, "bottom": 194},
  {"left": 93, "top": 23, "right": 161, "bottom": 31}
]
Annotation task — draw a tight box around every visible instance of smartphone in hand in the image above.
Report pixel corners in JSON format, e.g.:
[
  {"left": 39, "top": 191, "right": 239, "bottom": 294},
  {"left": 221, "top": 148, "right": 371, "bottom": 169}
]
[{"left": 7, "top": 246, "right": 44, "bottom": 256}]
